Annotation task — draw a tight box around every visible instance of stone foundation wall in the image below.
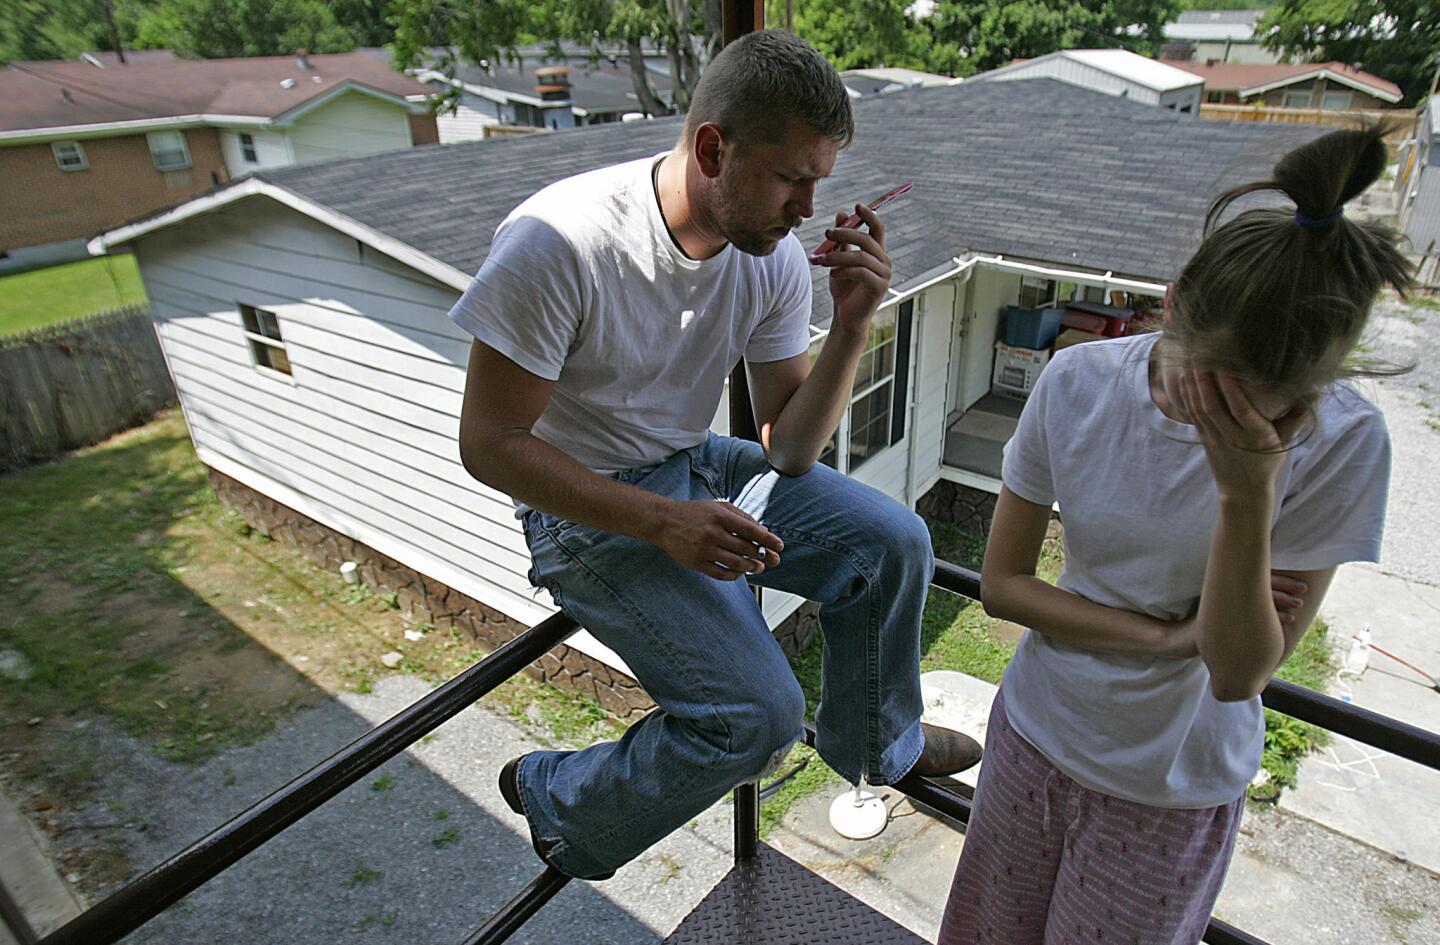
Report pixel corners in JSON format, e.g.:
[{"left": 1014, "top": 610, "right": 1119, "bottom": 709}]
[
  {"left": 917, "top": 479, "right": 1064, "bottom": 565},
  {"left": 917, "top": 480, "right": 999, "bottom": 541},
  {"left": 774, "top": 601, "right": 822, "bottom": 661},
  {"left": 206, "top": 468, "right": 822, "bottom": 720}
]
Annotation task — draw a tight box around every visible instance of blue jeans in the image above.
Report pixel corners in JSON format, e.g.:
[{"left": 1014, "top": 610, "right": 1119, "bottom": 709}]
[{"left": 517, "top": 433, "right": 933, "bottom": 877}]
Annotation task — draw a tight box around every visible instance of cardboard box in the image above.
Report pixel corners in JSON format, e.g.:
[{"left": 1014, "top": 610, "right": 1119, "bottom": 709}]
[
  {"left": 1053, "top": 328, "right": 1107, "bottom": 351},
  {"left": 992, "top": 341, "right": 1050, "bottom": 400}
]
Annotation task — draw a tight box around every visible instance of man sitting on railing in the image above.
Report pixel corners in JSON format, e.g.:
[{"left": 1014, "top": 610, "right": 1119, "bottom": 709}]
[{"left": 450, "top": 29, "right": 982, "bottom": 881}]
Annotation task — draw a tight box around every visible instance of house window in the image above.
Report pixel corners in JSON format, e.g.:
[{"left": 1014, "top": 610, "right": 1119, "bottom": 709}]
[
  {"left": 239, "top": 132, "right": 258, "bottom": 163},
  {"left": 1281, "top": 90, "right": 1313, "bottom": 108},
  {"left": 239, "top": 303, "right": 292, "bottom": 376},
  {"left": 1321, "top": 91, "right": 1353, "bottom": 110},
  {"left": 1017, "top": 277, "right": 1055, "bottom": 309},
  {"left": 147, "top": 131, "right": 191, "bottom": 170},
  {"left": 847, "top": 299, "right": 913, "bottom": 472},
  {"left": 52, "top": 140, "right": 88, "bottom": 171},
  {"left": 817, "top": 431, "right": 839, "bottom": 469}
]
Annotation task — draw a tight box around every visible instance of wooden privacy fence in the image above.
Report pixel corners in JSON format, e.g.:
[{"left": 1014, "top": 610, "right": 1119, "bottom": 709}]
[
  {"left": 0, "top": 306, "right": 176, "bottom": 474},
  {"left": 1201, "top": 104, "right": 1418, "bottom": 149}
]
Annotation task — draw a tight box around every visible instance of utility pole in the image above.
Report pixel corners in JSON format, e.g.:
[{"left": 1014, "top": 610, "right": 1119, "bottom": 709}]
[{"left": 101, "top": 0, "right": 126, "bottom": 64}]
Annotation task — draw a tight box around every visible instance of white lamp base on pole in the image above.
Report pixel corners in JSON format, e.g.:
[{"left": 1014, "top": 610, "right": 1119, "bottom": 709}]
[{"left": 828, "top": 785, "right": 888, "bottom": 840}]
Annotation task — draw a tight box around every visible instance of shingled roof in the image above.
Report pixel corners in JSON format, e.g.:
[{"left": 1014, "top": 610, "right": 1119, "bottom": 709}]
[
  {"left": 1164, "top": 60, "right": 1404, "bottom": 103},
  {"left": 103, "top": 78, "right": 1321, "bottom": 306},
  {"left": 0, "top": 51, "right": 429, "bottom": 136}
]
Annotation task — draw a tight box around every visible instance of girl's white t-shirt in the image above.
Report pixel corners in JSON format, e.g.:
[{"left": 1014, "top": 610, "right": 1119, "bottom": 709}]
[
  {"left": 1000, "top": 331, "right": 1389, "bottom": 808},
  {"left": 447, "top": 152, "right": 813, "bottom": 475}
]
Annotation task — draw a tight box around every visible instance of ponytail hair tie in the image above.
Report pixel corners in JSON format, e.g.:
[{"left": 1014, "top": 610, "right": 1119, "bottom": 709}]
[{"left": 1294, "top": 208, "right": 1343, "bottom": 229}]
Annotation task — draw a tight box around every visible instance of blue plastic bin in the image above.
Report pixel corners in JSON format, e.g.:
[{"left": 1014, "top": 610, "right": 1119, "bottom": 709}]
[{"left": 1004, "top": 306, "right": 1062, "bottom": 349}]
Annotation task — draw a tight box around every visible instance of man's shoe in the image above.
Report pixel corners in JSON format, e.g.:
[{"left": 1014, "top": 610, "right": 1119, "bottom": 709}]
[
  {"left": 498, "top": 754, "right": 615, "bottom": 881},
  {"left": 908, "top": 722, "right": 983, "bottom": 779}
]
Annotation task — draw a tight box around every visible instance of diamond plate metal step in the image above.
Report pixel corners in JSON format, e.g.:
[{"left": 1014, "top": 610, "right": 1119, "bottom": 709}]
[{"left": 661, "top": 843, "right": 929, "bottom": 944}]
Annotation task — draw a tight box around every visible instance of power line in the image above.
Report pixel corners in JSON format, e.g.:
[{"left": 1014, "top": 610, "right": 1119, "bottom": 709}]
[{"left": 9, "top": 61, "right": 175, "bottom": 118}]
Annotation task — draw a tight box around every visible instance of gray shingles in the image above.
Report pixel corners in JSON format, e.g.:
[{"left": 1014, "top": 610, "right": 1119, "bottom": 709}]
[{"left": 178, "top": 80, "right": 1321, "bottom": 314}]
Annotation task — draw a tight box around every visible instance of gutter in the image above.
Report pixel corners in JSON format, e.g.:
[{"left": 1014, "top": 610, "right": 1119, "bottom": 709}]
[
  {"left": 962, "top": 254, "right": 1169, "bottom": 296},
  {"left": 876, "top": 252, "right": 1167, "bottom": 315},
  {"left": 0, "top": 115, "right": 273, "bottom": 145}
]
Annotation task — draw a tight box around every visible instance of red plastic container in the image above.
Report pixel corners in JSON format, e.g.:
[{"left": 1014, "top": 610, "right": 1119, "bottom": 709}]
[
  {"left": 1060, "top": 309, "right": 1109, "bottom": 334},
  {"left": 1063, "top": 302, "right": 1134, "bottom": 338}
]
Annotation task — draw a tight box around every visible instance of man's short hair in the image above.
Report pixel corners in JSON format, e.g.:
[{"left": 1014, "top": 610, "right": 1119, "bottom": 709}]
[{"left": 682, "top": 29, "right": 853, "bottom": 151}]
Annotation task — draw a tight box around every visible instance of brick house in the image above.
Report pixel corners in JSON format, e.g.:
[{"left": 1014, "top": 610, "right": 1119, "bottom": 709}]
[{"left": 0, "top": 50, "right": 438, "bottom": 274}]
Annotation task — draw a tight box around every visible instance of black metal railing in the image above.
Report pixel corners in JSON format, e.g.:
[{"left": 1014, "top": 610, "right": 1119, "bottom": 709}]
[
  {"left": 25, "top": 612, "right": 580, "bottom": 945},
  {"left": 5, "top": 560, "right": 1438, "bottom": 945}
]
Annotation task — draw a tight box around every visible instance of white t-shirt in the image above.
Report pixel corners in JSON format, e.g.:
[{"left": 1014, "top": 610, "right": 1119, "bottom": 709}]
[
  {"left": 1000, "top": 331, "right": 1389, "bottom": 808},
  {"left": 447, "top": 152, "right": 814, "bottom": 474}
]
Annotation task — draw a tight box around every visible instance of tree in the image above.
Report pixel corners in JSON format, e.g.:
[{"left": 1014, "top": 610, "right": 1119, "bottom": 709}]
[
  {"left": 331, "top": 0, "right": 395, "bottom": 48},
  {"left": 389, "top": 0, "right": 543, "bottom": 115},
  {"left": 2, "top": 0, "right": 397, "bottom": 63},
  {"left": 768, "top": 0, "right": 923, "bottom": 71},
  {"left": 922, "top": 0, "right": 1179, "bottom": 77},
  {"left": 0, "top": 0, "right": 158, "bottom": 63},
  {"left": 389, "top": 0, "right": 721, "bottom": 118},
  {"left": 604, "top": 0, "right": 721, "bottom": 113},
  {"left": 1261, "top": 1, "right": 1438, "bottom": 106},
  {"left": 0, "top": 0, "right": 71, "bottom": 61},
  {"left": 133, "top": 0, "right": 355, "bottom": 58}
]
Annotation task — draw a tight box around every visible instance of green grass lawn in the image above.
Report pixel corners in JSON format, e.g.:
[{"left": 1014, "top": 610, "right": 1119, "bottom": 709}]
[
  {"left": 760, "top": 520, "right": 1032, "bottom": 835},
  {"left": 0, "top": 254, "right": 148, "bottom": 337}
]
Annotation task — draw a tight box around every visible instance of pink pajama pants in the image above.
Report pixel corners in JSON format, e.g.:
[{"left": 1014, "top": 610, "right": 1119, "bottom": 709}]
[{"left": 936, "top": 691, "right": 1244, "bottom": 945}]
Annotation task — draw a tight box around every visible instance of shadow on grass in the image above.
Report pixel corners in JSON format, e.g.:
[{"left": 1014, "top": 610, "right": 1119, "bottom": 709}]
[{"left": 0, "top": 413, "right": 661, "bottom": 944}]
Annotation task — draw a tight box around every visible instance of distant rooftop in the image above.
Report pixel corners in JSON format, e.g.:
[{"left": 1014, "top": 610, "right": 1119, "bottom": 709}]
[
  {"left": 841, "top": 67, "right": 955, "bottom": 98},
  {"left": 973, "top": 49, "right": 1202, "bottom": 94},
  {"left": 0, "top": 51, "right": 429, "bottom": 136},
  {"left": 1061, "top": 49, "right": 1204, "bottom": 92},
  {"left": 1166, "top": 9, "right": 1266, "bottom": 42},
  {"left": 1175, "top": 10, "right": 1265, "bottom": 26},
  {"left": 1165, "top": 59, "right": 1403, "bottom": 102}
]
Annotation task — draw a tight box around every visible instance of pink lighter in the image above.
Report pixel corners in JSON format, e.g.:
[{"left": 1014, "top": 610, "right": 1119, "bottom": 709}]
[{"left": 812, "top": 182, "right": 913, "bottom": 257}]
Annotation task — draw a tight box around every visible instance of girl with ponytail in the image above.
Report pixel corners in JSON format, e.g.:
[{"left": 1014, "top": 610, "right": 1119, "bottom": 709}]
[{"left": 937, "top": 125, "right": 1413, "bottom": 945}]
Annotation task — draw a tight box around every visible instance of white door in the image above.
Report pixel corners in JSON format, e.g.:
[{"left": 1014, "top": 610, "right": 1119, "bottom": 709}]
[{"left": 952, "top": 270, "right": 1019, "bottom": 413}]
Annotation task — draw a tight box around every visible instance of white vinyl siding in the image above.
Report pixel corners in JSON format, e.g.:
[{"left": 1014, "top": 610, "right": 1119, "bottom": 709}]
[
  {"left": 988, "top": 58, "right": 1167, "bottom": 106},
  {"left": 1402, "top": 166, "right": 1440, "bottom": 255},
  {"left": 912, "top": 283, "right": 957, "bottom": 499},
  {"left": 147, "top": 130, "right": 191, "bottom": 170},
  {"left": 52, "top": 140, "right": 88, "bottom": 171},
  {"left": 219, "top": 129, "right": 292, "bottom": 176},
  {"left": 131, "top": 197, "right": 551, "bottom": 629},
  {"left": 287, "top": 91, "right": 413, "bottom": 165},
  {"left": 435, "top": 93, "right": 503, "bottom": 143},
  {"left": 1158, "top": 86, "right": 1203, "bottom": 113}
]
